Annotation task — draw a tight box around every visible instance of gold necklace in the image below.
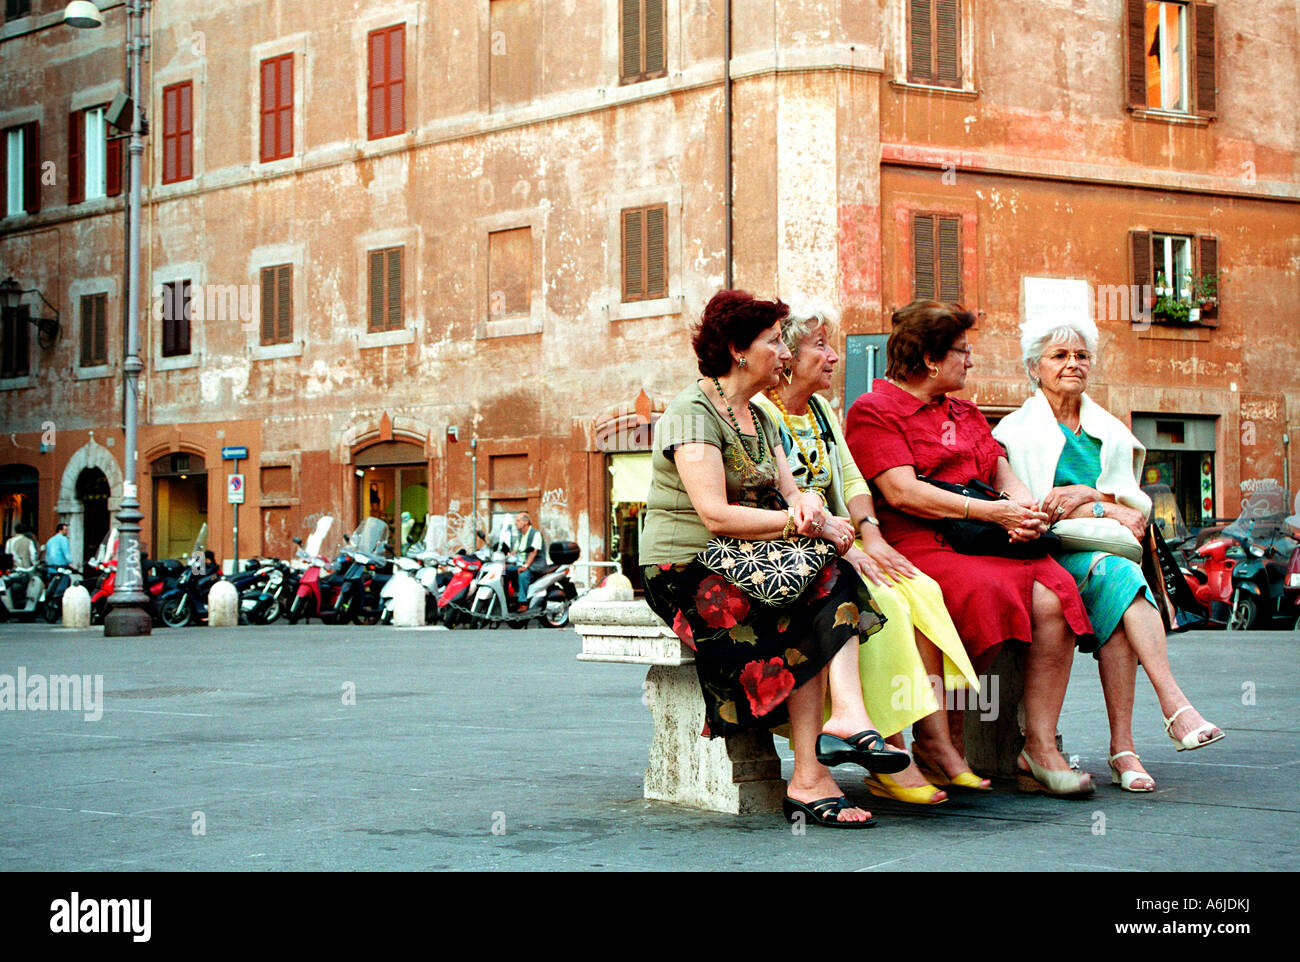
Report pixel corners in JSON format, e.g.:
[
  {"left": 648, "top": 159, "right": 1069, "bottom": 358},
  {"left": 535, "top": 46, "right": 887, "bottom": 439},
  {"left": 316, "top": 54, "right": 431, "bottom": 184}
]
[{"left": 766, "top": 389, "right": 829, "bottom": 480}]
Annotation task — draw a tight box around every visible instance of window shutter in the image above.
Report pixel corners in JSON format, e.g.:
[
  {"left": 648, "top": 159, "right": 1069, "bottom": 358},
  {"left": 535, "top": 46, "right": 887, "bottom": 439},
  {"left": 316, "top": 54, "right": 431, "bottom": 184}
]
[
  {"left": 368, "top": 31, "right": 385, "bottom": 140},
  {"left": 279, "top": 57, "right": 293, "bottom": 157},
  {"left": 162, "top": 282, "right": 176, "bottom": 356},
  {"left": 386, "top": 248, "right": 402, "bottom": 331},
  {"left": 937, "top": 215, "right": 961, "bottom": 301},
  {"left": 368, "top": 251, "right": 384, "bottom": 330},
  {"left": 644, "top": 0, "right": 665, "bottom": 76},
  {"left": 20, "top": 122, "right": 39, "bottom": 213},
  {"left": 622, "top": 208, "right": 643, "bottom": 300},
  {"left": 178, "top": 85, "right": 192, "bottom": 181},
  {"left": 92, "top": 294, "right": 106, "bottom": 364},
  {"left": 178, "top": 281, "right": 191, "bottom": 354},
  {"left": 908, "top": 0, "right": 933, "bottom": 83},
  {"left": 645, "top": 205, "right": 666, "bottom": 298},
  {"left": 913, "top": 213, "right": 935, "bottom": 300},
  {"left": 81, "top": 296, "right": 93, "bottom": 365},
  {"left": 260, "top": 267, "right": 275, "bottom": 343},
  {"left": 260, "top": 59, "right": 276, "bottom": 162},
  {"left": 1126, "top": 0, "right": 1147, "bottom": 109},
  {"left": 1196, "top": 235, "right": 1218, "bottom": 325},
  {"left": 621, "top": 0, "right": 642, "bottom": 80},
  {"left": 935, "top": 0, "right": 960, "bottom": 86},
  {"left": 1130, "top": 230, "right": 1153, "bottom": 313},
  {"left": 388, "top": 26, "right": 404, "bottom": 136},
  {"left": 68, "top": 111, "right": 84, "bottom": 205},
  {"left": 278, "top": 265, "right": 292, "bottom": 341},
  {"left": 1193, "top": 3, "right": 1216, "bottom": 118},
  {"left": 106, "top": 128, "right": 122, "bottom": 197},
  {"left": 162, "top": 87, "right": 177, "bottom": 183}
]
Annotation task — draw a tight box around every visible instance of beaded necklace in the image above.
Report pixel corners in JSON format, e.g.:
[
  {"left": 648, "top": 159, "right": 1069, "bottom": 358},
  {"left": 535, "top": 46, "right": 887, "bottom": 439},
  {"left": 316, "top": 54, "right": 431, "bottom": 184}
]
[
  {"left": 710, "top": 376, "right": 766, "bottom": 468},
  {"left": 765, "top": 388, "right": 829, "bottom": 481}
]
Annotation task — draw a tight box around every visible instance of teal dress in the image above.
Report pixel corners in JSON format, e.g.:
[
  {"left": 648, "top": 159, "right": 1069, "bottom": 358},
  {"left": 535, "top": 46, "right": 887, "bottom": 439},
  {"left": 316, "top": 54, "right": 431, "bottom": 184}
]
[{"left": 1052, "top": 424, "right": 1157, "bottom": 651}]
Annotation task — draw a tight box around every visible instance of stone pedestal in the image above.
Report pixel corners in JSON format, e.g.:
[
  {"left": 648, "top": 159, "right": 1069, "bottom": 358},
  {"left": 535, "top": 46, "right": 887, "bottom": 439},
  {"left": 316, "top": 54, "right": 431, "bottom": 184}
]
[
  {"left": 208, "top": 581, "right": 239, "bottom": 627},
  {"left": 572, "top": 598, "right": 787, "bottom": 814},
  {"left": 61, "top": 585, "right": 91, "bottom": 629},
  {"left": 962, "top": 646, "right": 1064, "bottom": 779}
]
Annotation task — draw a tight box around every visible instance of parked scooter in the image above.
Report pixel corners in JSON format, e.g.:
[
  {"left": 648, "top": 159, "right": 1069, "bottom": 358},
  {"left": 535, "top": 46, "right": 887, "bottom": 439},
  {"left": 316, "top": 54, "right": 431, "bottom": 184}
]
[
  {"left": 1223, "top": 484, "right": 1298, "bottom": 631},
  {"left": 240, "top": 559, "right": 298, "bottom": 625},
  {"left": 289, "top": 517, "right": 390, "bottom": 625},
  {"left": 0, "top": 558, "right": 46, "bottom": 622},
  {"left": 37, "top": 564, "right": 83, "bottom": 623},
  {"left": 378, "top": 543, "right": 446, "bottom": 625},
  {"left": 436, "top": 538, "right": 492, "bottom": 629},
  {"left": 467, "top": 540, "right": 580, "bottom": 629},
  {"left": 158, "top": 525, "right": 224, "bottom": 628}
]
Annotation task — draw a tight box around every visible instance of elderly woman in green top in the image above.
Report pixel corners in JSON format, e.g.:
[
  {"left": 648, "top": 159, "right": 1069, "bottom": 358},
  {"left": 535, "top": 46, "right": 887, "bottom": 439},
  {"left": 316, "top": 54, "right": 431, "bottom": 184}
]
[
  {"left": 992, "top": 315, "right": 1223, "bottom": 792},
  {"left": 641, "top": 289, "right": 902, "bottom": 829},
  {"left": 753, "top": 298, "right": 986, "bottom": 805}
]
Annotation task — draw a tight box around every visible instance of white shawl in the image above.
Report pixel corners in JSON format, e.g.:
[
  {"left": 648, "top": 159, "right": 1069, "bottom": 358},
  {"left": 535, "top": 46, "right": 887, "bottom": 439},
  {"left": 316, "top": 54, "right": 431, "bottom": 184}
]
[{"left": 992, "top": 390, "right": 1152, "bottom": 517}]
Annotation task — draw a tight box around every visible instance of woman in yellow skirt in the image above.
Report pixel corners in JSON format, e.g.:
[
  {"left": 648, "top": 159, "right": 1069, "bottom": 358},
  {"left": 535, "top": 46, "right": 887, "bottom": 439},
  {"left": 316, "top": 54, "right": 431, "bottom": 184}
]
[{"left": 755, "top": 297, "right": 987, "bottom": 804}]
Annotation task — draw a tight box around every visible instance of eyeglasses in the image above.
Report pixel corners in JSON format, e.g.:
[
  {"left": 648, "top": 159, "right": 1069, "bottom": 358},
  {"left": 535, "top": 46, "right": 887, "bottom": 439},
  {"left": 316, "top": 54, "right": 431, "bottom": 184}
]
[
  {"left": 948, "top": 346, "right": 973, "bottom": 359},
  {"left": 1041, "top": 349, "right": 1092, "bottom": 365}
]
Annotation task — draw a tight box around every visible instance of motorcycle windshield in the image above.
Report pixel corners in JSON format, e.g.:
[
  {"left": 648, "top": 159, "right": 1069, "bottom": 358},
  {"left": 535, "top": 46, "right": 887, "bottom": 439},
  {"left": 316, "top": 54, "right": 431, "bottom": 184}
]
[
  {"left": 94, "top": 528, "right": 120, "bottom": 566},
  {"left": 1142, "top": 484, "right": 1188, "bottom": 542},
  {"left": 189, "top": 523, "right": 210, "bottom": 571},
  {"left": 349, "top": 517, "right": 390, "bottom": 556},
  {"left": 1223, "top": 481, "right": 1294, "bottom": 550}
]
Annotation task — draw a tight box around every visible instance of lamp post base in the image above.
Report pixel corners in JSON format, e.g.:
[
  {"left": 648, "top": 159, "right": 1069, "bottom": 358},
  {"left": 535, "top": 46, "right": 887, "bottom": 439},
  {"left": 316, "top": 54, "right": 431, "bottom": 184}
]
[{"left": 104, "top": 602, "right": 153, "bottom": 637}]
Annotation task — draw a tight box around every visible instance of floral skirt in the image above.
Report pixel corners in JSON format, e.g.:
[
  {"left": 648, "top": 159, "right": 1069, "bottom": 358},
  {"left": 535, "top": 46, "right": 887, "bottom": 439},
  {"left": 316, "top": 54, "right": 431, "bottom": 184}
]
[{"left": 642, "top": 556, "right": 885, "bottom": 739}]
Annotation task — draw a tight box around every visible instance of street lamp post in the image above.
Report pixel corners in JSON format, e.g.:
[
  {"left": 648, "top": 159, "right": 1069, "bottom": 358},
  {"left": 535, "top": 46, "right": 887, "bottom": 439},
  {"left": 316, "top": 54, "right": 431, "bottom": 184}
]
[{"left": 66, "top": 0, "right": 153, "bottom": 636}]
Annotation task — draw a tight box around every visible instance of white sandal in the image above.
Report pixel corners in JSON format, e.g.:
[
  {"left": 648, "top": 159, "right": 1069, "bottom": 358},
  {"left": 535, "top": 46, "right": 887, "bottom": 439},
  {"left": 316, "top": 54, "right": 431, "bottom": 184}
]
[
  {"left": 1016, "top": 750, "right": 1094, "bottom": 797},
  {"left": 1163, "top": 705, "right": 1225, "bottom": 752},
  {"left": 1108, "top": 751, "right": 1155, "bottom": 793}
]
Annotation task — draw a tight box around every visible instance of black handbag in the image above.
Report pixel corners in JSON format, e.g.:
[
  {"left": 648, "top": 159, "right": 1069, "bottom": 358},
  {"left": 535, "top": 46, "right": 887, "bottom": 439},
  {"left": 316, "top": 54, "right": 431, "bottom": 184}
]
[
  {"left": 914, "top": 475, "right": 1061, "bottom": 559},
  {"left": 1140, "top": 522, "right": 1208, "bottom": 633}
]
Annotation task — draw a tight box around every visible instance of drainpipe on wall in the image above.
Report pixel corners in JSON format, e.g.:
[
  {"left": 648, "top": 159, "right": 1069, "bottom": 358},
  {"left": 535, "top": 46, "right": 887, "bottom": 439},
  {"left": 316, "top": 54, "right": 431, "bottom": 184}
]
[{"left": 724, "top": 0, "right": 733, "bottom": 289}]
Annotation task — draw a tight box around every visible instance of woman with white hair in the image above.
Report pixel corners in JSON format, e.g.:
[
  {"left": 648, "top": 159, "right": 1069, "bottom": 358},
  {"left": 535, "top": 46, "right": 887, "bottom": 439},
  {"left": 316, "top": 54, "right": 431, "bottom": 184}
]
[
  {"left": 754, "top": 298, "right": 985, "bottom": 805},
  {"left": 992, "top": 315, "right": 1223, "bottom": 792}
]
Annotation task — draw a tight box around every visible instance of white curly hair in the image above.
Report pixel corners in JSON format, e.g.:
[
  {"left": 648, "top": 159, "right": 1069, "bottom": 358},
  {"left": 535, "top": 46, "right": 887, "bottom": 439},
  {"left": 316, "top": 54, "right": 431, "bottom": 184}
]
[
  {"left": 1020, "top": 313, "right": 1099, "bottom": 388},
  {"left": 778, "top": 294, "right": 840, "bottom": 356}
]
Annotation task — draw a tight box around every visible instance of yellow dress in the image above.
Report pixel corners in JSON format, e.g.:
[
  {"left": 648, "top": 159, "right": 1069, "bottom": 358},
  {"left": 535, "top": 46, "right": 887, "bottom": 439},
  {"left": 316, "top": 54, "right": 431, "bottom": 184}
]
[{"left": 754, "top": 392, "right": 979, "bottom": 737}]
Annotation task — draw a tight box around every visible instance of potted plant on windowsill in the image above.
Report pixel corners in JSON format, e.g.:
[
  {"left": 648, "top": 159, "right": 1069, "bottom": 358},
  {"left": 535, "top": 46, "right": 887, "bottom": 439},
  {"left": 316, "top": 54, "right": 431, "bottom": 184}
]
[{"left": 1153, "top": 272, "right": 1192, "bottom": 324}]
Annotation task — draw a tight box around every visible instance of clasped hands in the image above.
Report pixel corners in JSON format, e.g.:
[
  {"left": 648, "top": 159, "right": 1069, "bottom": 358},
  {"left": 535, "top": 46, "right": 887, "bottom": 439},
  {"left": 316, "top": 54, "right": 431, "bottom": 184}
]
[
  {"left": 789, "top": 492, "right": 854, "bottom": 555},
  {"left": 1038, "top": 484, "right": 1147, "bottom": 541}
]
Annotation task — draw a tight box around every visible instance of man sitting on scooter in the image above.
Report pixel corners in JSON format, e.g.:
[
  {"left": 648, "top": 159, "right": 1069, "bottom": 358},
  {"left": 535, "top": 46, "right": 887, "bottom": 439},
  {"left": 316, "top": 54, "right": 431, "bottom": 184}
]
[
  {"left": 4, "top": 524, "right": 37, "bottom": 605},
  {"left": 507, "top": 511, "right": 545, "bottom": 611}
]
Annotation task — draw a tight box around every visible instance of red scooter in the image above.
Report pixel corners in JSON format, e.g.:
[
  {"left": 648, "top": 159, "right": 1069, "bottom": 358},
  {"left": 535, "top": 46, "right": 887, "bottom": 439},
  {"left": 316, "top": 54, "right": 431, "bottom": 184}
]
[
  {"left": 437, "top": 542, "right": 489, "bottom": 629},
  {"left": 1188, "top": 536, "right": 1237, "bottom": 628}
]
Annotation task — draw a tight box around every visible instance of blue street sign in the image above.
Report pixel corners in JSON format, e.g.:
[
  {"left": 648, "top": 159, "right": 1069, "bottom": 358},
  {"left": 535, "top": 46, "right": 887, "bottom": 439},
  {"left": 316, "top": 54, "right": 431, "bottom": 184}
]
[{"left": 221, "top": 446, "right": 248, "bottom": 460}]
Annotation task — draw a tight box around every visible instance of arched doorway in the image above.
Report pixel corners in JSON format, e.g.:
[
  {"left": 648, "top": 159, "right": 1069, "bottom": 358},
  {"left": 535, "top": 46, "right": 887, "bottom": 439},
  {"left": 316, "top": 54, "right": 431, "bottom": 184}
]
[
  {"left": 151, "top": 452, "right": 208, "bottom": 562},
  {"left": 76, "top": 468, "right": 111, "bottom": 565},
  {"left": 353, "top": 441, "right": 428, "bottom": 551},
  {"left": 0, "top": 463, "right": 38, "bottom": 541}
]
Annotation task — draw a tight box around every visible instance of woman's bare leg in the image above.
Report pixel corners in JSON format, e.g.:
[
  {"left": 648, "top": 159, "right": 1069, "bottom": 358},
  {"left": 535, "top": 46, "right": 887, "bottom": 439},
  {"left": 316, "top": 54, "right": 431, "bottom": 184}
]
[
  {"left": 1097, "top": 622, "right": 1154, "bottom": 788},
  {"left": 785, "top": 655, "right": 872, "bottom": 822},
  {"left": 1020, "top": 581, "right": 1088, "bottom": 785}
]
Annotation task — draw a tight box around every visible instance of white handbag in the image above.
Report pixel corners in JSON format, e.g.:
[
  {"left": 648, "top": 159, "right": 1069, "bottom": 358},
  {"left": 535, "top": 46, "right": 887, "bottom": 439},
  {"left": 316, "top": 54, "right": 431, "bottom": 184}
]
[{"left": 1050, "top": 517, "right": 1143, "bottom": 563}]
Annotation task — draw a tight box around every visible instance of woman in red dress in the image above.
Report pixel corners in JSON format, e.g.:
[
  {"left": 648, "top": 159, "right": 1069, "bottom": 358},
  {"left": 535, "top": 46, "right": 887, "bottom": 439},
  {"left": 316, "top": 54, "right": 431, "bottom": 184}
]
[{"left": 845, "top": 301, "right": 1096, "bottom": 797}]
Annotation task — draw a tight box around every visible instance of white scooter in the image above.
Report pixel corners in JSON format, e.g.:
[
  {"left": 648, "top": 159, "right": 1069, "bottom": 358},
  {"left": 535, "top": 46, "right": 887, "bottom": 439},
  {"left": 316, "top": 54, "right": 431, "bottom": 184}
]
[
  {"left": 467, "top": 541, "right": 579, "bottom": 629},
  {"left": 0, "top": 563, "right": 47, "bottom": 622}
]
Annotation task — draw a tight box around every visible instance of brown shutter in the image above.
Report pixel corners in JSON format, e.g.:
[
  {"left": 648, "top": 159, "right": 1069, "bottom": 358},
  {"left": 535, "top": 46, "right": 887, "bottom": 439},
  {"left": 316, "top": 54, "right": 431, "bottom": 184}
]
[
  {"left": 106, "top": 128, "right": 122, "bottom": 197},
  {"left": 386, "top": 248, "right": 402, "bottom": 330},
  {"left": 81, "top": 295, "right": 93, "bottom": 365},
  {"left": 68, "top": 110, "right": 84, "bottom": 205},
  {"left": 1130, "top": 230, "right": 1153, "bottom": 314},
  {"left": 279, "top": 57, "right": 293, "bottom": 157},
  {"left": 912, "top": 213, "right": 935, "bottom": 300},
  {"left": 622, "top": 208, "right": 643, "bottom": 300},
  {"left": 179, "top": 280, "right": 191, "bottom": 354},
  {"left": 645, "top": 205, "right": 666, "bottom": 298},
  {"left": 935, "top": 0, "right": 960, "bottom": 87},
  {"left": 94, "top": 294, "right": 106, "bottom": 364},
  {"left": 369, "top": 250, "right": 384, "bottom": 330},
  {"left": 1193, "top": 3, "right": 1216, "bottom": 118},
  {"left": 909, "top": 0, "right": 933, "bottom": 83},
  {"left": 260, "top": 267, "right": 275, "bottom": 343},
  {"left": 178, "top": 84, "right": 192, "bottom": 181},
  {"left": 645, "top": 0, "right": 666, "bottom": 76},
  {"left": 22, "top": 121, "right": 40, "bottom": 213},
  {"left": 621, "top": 0, "right": 642, "bottom": 80},
  {"left": 278, "top": 265, "right": 292, "bottom": 341},
  {"left": 162, "top": 87, "right": 177, "bottom": 182},
  {"left": 260, "top": 59, "right": 275, "bottom": 162},
  {"left": 162, "top": 281, "right": 176, "bottom": 356},
  {"left": 1126, "top": 0, "right": 1147, "bottom": 108},
  {"left": 937, "top": 215, "right": 961, "bottom": 301},
  {"left": 1196, "top": 235, "right": 1218, "bottom": 325}
]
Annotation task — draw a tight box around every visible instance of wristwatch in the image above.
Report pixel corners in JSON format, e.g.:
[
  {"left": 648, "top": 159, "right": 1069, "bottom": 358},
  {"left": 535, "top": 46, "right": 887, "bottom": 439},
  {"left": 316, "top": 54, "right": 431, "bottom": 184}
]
[
  {"left": 1092, "top": 502, "right": 1106, "bottom": 518},
  {"left": 859, "top": 516, "right": 880, "bottom": 533}
]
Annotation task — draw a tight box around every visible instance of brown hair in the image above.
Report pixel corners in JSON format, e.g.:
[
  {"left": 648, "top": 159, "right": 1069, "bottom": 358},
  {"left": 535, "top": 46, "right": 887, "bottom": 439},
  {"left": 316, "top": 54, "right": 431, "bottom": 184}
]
[
  {"left": 692, "top": 290, "right": 789, "bottom": 377},
  {"left": 886, "top": 300, "right": 976, "bottom": 380}
]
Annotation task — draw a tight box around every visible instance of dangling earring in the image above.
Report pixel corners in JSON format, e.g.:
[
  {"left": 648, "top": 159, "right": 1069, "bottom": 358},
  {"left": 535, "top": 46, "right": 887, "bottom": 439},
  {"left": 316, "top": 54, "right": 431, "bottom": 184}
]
[
  {"left": 737, "top": 356, "right": 748, "bottom": 369},
  {"left": 781, "top": 367, "right": 793, "bottom": 384}
]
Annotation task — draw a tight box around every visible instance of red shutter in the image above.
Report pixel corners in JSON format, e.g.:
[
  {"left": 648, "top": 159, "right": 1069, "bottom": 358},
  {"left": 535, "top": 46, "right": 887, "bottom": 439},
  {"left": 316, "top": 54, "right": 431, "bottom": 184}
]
[
  {"left": 162, "top": 83, "right": 192, "bottom": 183},
  {"left": 1193, "top": 3, "right": 1217, "bottom": 118},
  {"left": 913, "top": 213, "right": 936, "bottom": 300},
  {"left": 68, "top": 111, "right": 84, "bottom": 205},
  {"left": 22, "top": 121, "right": 41, "bottom": 213},
  {"left": 1130, "top": 230, "right": 1153, "bottom": 314},
  {"left": 260, "top": 59, "right": 276, "bottom": 162},
  {"left": 106, "top": 128, "right": 122, "bottom": 197},
  {"left": 368, "top": 29, "right": 390, "bottom": 140},
  {"left": 1196, "top": 235, "right": 1219, "bottom": 325},
  {"left": 1126, "top": 0, "right": 1147, "bottom": 108},
  {"left": 279, "top": 57, "right": 293, "bottom": 157},
  {"left": 388, "top": 26, "right": 404, "bottom": 136},
  {"left": 178, "top": 84, "right": 192, "bottom": 180},
  {"left": 162, "top": 87, "right": 177, "bottom": 183}
]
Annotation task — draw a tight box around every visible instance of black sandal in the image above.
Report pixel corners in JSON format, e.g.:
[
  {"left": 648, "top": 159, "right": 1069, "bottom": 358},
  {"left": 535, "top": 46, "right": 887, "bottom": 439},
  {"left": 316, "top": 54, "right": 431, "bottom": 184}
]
[
  {"left": 816, "top": 730, "right": 911, "bottom": 774},
  {"left": 782, "top": 795, "right": 877, "bottom": 829}
]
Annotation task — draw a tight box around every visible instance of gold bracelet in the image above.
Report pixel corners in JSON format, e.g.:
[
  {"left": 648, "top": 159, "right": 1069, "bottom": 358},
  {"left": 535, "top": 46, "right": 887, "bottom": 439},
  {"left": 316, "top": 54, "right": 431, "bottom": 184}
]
[
  {"left": 962, "top": 496, "right": 970, "bottom": 519},
  {"left": 782, "top": 510, "right": 799, "bottom": 539}
]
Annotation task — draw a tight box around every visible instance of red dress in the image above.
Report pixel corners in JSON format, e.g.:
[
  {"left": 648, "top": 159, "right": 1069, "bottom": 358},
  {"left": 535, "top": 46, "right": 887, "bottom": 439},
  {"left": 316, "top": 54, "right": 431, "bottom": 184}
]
[{"left": 845, "top": 380, "right": 1095, "bottom": 673}]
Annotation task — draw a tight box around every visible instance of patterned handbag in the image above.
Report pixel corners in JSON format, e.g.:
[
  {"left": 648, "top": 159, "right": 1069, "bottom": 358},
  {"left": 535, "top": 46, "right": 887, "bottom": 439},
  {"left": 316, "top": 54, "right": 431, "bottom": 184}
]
[{"left": 699, "top": 535, "right": 837, "bottom": 607}]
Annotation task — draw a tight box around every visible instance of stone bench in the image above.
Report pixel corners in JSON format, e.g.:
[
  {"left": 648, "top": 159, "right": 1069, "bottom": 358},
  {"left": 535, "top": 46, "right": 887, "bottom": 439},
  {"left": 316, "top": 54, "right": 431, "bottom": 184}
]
[{"left": 573, "top": 597, "right": 1046, "bottom": 813}]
